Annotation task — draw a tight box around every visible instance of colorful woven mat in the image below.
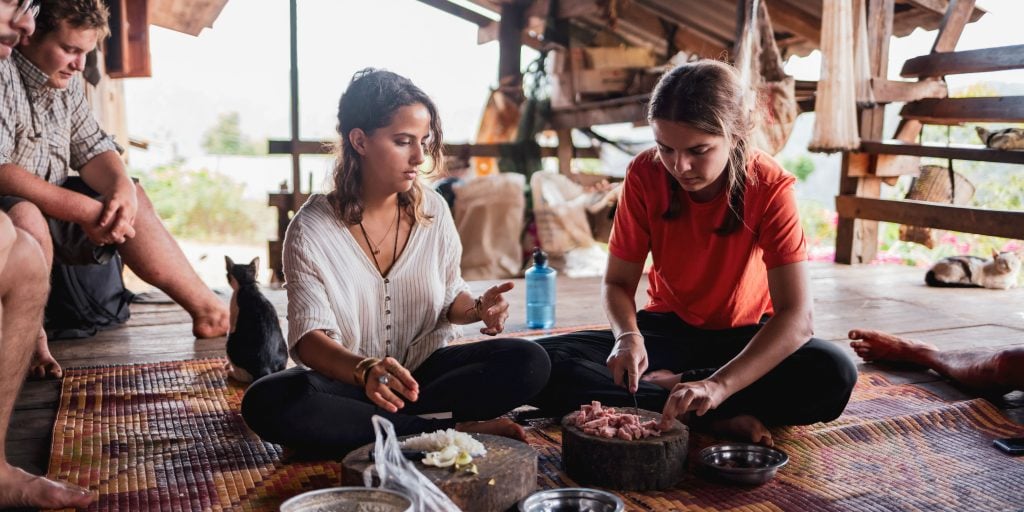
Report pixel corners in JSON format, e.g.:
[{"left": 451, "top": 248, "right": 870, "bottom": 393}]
[
  {"left": 48, "top": 361, "right": 1024, "bottom": 511},
  {"left": 529, "top": 372, "right": 1024, "bottom": 511},
  {"left": 47, "top": 360, "right": 340, "bottom": 512}
]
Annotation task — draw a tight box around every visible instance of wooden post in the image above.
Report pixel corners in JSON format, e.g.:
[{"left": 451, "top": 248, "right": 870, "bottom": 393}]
[
  {"left": 835, "top": 0, "right": 891, "bottom": 264},
  {"left": 498, "top": 1, "right": 527, "bottom": 96},
  {"left": 288, "top": 0, "right": 301, "bottom": 208},
  {"left": 557, "top": 128, "right": 573, "bottom": 176}
]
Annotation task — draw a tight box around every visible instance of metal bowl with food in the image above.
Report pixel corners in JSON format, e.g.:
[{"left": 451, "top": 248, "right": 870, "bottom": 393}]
[
  {"left": 280, "top": 487, "right": 413, "bottom": 512},
  {"left": 698, "top": 443, "right": 789, "bottom": 485},
  {"left": 518, "top": 487, "right": 625, "bottom": 512}
]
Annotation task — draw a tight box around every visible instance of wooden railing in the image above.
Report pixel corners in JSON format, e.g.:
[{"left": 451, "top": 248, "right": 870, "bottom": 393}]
[{"left": 836, "top": 0, "right": 1024, "bottom": 264}]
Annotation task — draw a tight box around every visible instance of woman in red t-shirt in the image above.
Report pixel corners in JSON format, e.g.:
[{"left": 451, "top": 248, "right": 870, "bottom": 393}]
[{"left": 531, "top": 61, "right": 856, "bottom": 445}]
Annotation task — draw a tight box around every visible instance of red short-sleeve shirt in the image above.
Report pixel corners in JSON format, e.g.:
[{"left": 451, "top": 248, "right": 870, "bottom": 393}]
[{"left": 609, "top": 148, "right": 807, "bottom": 329}]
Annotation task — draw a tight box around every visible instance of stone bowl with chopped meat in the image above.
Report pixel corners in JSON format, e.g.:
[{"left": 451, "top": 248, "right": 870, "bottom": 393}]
[{"left": 560, "top": 401, "right": 689, "bottom": 491}]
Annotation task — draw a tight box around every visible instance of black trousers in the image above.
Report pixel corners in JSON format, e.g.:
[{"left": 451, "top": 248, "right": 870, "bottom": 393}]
[
  {"left": 531, "top": 310, "right": 857, "bottom": 426},
  {"left": 241, "top": 338, "right": 550, "bottom": 457}
]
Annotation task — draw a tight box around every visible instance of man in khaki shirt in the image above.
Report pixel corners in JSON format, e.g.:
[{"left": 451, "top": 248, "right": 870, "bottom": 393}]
[
  {"left": 0, "top": 0, "right": 95, "bottom": 508},
  {"left": 0, "top": 0, "right": 229, "bottom": 379}
]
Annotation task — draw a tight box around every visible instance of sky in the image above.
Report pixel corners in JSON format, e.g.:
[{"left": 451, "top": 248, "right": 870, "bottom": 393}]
[{"left": 123, "top": 0, "right": 1023, "bottom": 192}]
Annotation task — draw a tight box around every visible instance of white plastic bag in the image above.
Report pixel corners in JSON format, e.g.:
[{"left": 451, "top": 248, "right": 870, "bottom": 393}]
[{"left": 363, "top": 416, "right": 461, "bottom": 512}]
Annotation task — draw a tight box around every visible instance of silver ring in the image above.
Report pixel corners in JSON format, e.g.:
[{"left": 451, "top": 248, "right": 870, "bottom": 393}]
[{"left": 378, "top": 373, "right": 390, "bottom": 386}]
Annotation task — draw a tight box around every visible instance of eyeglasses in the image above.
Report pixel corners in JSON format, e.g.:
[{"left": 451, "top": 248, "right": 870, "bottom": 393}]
[{"left": 13, "top": 0, "right": 39, "bottom": 23}]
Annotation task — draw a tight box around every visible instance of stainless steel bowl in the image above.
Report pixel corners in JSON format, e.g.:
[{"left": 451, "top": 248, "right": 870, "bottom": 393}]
[
  {"left": 518, "top": 488, "right": 625, "bottom": 512},
  {"left": 280, "top": 487, "right": 413, "bottom": 512},
  {"left": 699, "top": 443, "right": 789, "bottom": 485}
]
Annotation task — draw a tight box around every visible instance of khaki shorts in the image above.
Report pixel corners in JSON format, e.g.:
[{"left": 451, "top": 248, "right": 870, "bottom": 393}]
[{"left": 0, "top": 176, "right": 119, "bottom": 265}]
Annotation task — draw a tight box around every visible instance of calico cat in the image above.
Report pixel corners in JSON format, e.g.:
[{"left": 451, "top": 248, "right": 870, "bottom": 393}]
[
  {"left": 226, "top": 256, "right": 288, "bottom": 382},
  {"left": 925, "top": 249, "right": 1022, "bottom": 290},
  {"left": 976, "top": 126, "right": 1024, "bottom": 151}
]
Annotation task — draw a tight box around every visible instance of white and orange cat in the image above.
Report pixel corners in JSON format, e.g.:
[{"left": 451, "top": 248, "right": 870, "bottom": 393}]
[{"left": 925, "top": 249, "right": 1022, "bottom": 290}]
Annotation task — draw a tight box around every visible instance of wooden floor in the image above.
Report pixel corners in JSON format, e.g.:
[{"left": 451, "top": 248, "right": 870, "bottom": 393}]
[{"left": 9, "top": 261, "right": 1024, "bottom": 479}]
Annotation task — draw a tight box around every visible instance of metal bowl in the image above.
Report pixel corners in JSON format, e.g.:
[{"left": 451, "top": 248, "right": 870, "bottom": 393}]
[
  {"left": 698, "top": 443, "right": 789, "bottom": 485},
  {"left": 518, "top": 488, "right": 624, "bottom": 512},
  {"left": 280, "top": 487, "right": 413, "bottom": 512}
]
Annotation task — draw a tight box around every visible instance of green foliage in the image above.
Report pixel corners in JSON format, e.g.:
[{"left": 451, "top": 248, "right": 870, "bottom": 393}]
[
  {"left": 200, "top": 112, "right": 266, "bottom": 156},
  {"left": 136, "top": 162, "right": 274, "bottom": 243},
  {"left": 798, "top": 201, "right": 836, "bottom": 246},
  {"left": 782, "top": 154, "right": 816, "bottom": 181}
]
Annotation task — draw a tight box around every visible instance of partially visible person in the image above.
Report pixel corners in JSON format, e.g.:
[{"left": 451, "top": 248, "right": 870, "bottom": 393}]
[
  {"left": 850, "top": 328, "right": 1024, "bottom": 392},
  {"left": 241, "top": 69, "right": 550, "bottom": 458},
  {"left": 531, "top": 60, "right": 857, "bottom": 446},
  {"left": 0, "top": 0, "right": 229, "bottom": 379},
  {"left": 0, "top": 0, "right": 32, "bottom": 57},
  {"left": 0, "top": 0, "right": 94, "bottom": 507}
]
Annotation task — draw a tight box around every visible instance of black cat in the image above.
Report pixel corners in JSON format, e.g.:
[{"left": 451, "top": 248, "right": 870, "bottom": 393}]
[{"left": 225, "top": 256, "right": 288, "bottom": 382}]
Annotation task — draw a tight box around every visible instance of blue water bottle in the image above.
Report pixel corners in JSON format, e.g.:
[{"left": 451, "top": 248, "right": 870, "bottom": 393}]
[{"left": 525, "top": 247, "right": 556, "bottom": 329}]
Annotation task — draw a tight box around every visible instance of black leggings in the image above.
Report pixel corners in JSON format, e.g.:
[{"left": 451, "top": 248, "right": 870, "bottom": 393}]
[
  {"left": 241, "top": 338, "right": 550, "bottom": 457},
  {"left": 531, "top": 311, "right": 857, "bottom": 426}
]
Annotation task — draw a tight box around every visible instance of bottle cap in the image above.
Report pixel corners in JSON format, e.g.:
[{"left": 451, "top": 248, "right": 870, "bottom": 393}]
[{"left": 532, "top": 247, "right": 548, "bottom": 266}]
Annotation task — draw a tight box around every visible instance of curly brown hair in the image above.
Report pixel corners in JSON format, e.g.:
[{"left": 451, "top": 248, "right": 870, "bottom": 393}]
[
  {"left": 330, "top": 68, "right": 443, "bottom": 226},
  {"left": 34, "top": 0, "right": 109, "bottom": 40}
]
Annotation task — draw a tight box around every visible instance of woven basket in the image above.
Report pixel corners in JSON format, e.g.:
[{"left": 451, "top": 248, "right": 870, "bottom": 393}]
[{"left": 899, "top": 165, "right": 975, "bottom": 248}]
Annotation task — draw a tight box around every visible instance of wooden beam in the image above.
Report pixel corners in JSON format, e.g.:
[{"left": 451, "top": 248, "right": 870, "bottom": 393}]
[
  {"left": 415, "top": 0, "right": 495, "bottom": 27},
  {"left": 867, "top": 0, "right": 895, "bottom": 79},
  {"left": 498, "top": 1, "right": 528, "bottom": 92},
  {"left": 836, "top": 153, "right": 882, "bottom": 265},
  {"left": 836, "top": 196, "right": 1024, "bottom": 240},
  {"left": 860, "top": 140, "right": 1024, "bottom": 165},
  {"left": 149, "top": 0, "right": 228, "bottom": 36},
  {"left": 557, "top": 128, "right": 573, "bottom": 176},
  {"left": 836, "top": 0, "right": 892, "bottom": 265},
  {"left": 871, "top": 78, "right": 947, "bottom": 103},
  {"left": 635, "top": 0, "right": 734, "bottom": 52},
  {"left": 873, "top": 119, "right": 923, "bottom": 179},
  {"left": 931, "top": 0, "right": 976, "bottom": 53},
  {"left": 549, "top": 94, "right": 649, "bottom": 129},
  {"left": 476, "top": 21, "right": 545, "bottom": 50},
  {"left": 766, "top": 0, "right": 821, "bottom": 47},
  {"left": 267, "top": 140, "right": 600, "bottom": 159},
  {"left": 903, "top": 0, "right": 949, "bottom": 15},
  {"left": 900, "top": 44, "right": 1024, "bottom": 78},
  {"left": 900, "top": 96, "right": 1024, "bottom": 124}
]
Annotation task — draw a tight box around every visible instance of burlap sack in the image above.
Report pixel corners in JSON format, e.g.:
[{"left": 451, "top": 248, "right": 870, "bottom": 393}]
[{"left": 453, "top": 173, "right": 526, "bottom": 280}]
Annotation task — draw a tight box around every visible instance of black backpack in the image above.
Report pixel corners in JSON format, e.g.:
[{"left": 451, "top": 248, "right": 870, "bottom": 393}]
[{"left": 44, "top": 254, "right": 135, "bottom": 340}]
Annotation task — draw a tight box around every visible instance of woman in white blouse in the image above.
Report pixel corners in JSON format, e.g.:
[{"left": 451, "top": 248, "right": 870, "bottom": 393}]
[{"left": 241, "top": 69, "right": 550, "bottom": 457}]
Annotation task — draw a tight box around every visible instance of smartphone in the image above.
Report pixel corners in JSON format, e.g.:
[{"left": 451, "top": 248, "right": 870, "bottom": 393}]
[{"left": 992, "top": 437, "right": 1024, "bottom": 455}]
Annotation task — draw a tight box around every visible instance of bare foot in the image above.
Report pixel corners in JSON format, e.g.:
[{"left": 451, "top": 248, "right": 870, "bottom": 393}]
[
  {"left": 456, "top": 417, "right": 527, "bottom": 442},
  {"left": 641, "top": 369, "right": 680, "bottom": 390},
  {"left": 848, "top": 328, "right": 938, "bottom": 365},
  {"left": 29, "top": 328, "right": 62, "bottom": 379},
  {"left": 708, "top": 414, "right": 773, "bottom": 446},
  {"left": 192, "top": 304, "right": 229, "bottom": 338},
  {"left": 0, "top": 463, "right": 95, "bottom": 509}
]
